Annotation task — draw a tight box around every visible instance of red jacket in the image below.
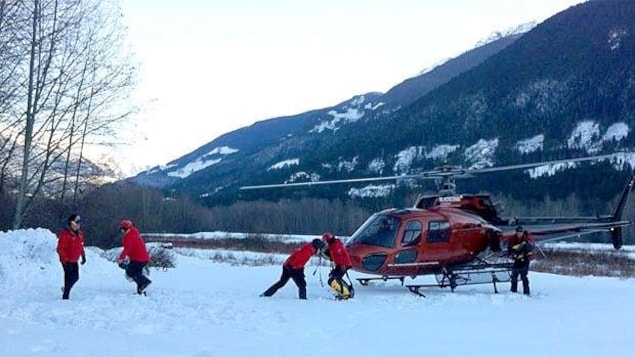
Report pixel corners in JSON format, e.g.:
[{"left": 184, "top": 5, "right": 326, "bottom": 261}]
[
  {"left": 56, "top": 228, "right": 85, "bottom": 263},
  {"left": 327, "top": 238, "right": 352, "bottom": 267},
  {"left": 284, "top": 243, "right": 316, "bottom": 269},
  {"left": 118, "top": 227, "right": 150, "bottom": 263}
]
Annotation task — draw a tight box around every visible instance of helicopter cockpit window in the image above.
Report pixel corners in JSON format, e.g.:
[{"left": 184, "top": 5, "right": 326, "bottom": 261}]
[
  {"left": 401, "top": 220, "right": 422, "bottom": 246},
  {"left": 427, "top": 220, "right": 451, "bottom": 243},
  {"left": 347, "top": 214, "right": 400, "bottom": 248}
]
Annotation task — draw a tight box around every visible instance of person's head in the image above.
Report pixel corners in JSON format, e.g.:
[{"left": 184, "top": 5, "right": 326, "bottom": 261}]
[
  {"left": 515, "top": 226, "right": 527, "bottom": 239},
  {"left": 119, "top": 219, "right": 133, "bottom": 233},
  {"left": 322, "top": 232, "right": 335, "bottom": 244},
  {"left": 312, "top": 238, "right": 326, "bottom": 252},
  {"left": 68, "top": 213, "right": 81, "bottom": 230}
]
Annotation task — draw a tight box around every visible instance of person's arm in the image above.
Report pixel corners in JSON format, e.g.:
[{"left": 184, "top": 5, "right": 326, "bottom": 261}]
[
  {"left": 118, "top": 236, "right": 129, "bottom": 262},
  {"left": 56, "top": 233, "right": 68, "bottom": 263}
]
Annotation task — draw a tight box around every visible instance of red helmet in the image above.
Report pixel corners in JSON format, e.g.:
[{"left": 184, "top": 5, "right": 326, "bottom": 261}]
[
  {"left": 322, "top": 232, "right": 334, "bottom": 243},
  {"left": 119, "top": 219, "right": 133, "bottom": 229}
]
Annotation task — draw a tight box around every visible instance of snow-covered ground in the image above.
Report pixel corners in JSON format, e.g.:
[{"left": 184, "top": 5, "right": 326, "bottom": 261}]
[{"left": 1, "top": 228, "right": 634, "bottom": 356}]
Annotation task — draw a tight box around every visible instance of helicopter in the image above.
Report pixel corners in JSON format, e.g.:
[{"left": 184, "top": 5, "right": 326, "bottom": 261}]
[{"left": 240, "top": 154, "right": 634, "bottom": 296}]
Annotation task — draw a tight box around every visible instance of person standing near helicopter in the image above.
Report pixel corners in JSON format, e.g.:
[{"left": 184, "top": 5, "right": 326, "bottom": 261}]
[
  {"left": 321, "top": 232, "right": 354, "bottom": 299},
  {"left": 508, "top": 226, "right": 535, "bottom": 295}
]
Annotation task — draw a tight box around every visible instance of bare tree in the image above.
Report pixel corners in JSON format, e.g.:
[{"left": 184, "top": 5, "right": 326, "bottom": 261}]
[{"left": 1, "top": 0, "right": 136, "bottom": 228}]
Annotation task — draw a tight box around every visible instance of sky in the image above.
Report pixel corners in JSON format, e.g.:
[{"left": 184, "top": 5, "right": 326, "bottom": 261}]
[
  {"left": 1, "top": 228, "right": 634, "bottom": 356},
  {"left": 117, "top": 0, "right": 586, "bottom": 175}
]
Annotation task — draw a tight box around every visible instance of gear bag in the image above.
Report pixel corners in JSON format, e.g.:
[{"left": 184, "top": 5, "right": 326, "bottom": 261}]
[{"left": 328, "top": 276, "right": 355, "bottom": 300}]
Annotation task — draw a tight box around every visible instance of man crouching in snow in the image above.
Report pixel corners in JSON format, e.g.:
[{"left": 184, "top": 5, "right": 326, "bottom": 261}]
[{"left": 117, "top": 219, "right": 152, "bottom": 295}]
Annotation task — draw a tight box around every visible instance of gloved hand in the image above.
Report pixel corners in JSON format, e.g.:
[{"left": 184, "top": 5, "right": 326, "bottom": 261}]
[{"left": 81, "top": 256, "right": 86, "bottom": 265}]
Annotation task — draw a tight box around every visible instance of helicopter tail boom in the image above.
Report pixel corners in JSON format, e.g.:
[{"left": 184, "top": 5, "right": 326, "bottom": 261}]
[{"left": 510, "top": 172, "right": 635, "bottom": 249}]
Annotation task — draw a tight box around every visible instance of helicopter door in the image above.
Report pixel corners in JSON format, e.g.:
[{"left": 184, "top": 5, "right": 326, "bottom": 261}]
[
  {"left": 423, "top": 220, "right": 453, "bottom": 263},
  {"left": 393, "top": 220, "right": 423, "bottom": 265}
]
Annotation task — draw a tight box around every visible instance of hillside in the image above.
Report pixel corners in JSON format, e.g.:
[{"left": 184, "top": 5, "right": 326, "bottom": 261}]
[{"left": 129, "top": 1, "right": 635, "bottom": 213}]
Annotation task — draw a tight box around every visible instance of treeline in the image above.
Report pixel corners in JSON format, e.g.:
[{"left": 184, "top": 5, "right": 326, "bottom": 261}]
[
  {"left": 58, "top": 182, "right": 373, "bottom": 248},
  {"left": 3, "top": 177, "right": 632, "bottom": 249}
]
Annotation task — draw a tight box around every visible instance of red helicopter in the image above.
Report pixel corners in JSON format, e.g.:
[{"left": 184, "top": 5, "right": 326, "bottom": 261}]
[{"left": 241, "top": 155, "right": 634, "bottom": 296}]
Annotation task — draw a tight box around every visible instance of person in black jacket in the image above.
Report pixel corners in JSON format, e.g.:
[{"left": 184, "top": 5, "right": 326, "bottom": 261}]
[{"left": 508, "top": 226, "right": 535, "bottom": 295}]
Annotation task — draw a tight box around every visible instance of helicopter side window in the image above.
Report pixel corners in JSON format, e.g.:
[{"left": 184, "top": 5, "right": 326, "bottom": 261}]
[
  {"left": 401, "top": 220, "right": 422, "bottom": 246},
  {"left": 427, "top": 220, "right": 451, "bottom": 243}
]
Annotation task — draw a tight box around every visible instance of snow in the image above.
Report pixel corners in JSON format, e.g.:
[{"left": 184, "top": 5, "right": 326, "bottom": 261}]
[
  {"left": 348, "top": 184, "right": 395, "bottom": 199},
  {"left": 337, "top": 156, "right": 359, "bottom": 173},
  {"left": 166, "top": 146, "right": 239, "bottom": 178},
  {"left": 567, "top": 120, "right": 600, "bottom": 153},
  {"left": 1, "top": 228, "right": 634, "bottom": 356},
  {"left": 474, "top": 21, "right": 538, "bottom": 48},
  {"left": 464, "top": 138, "right": 499, "bottom": 169},
  {"left": 608, "top": 28, "right": 628, "bottom": 51},
  {"left": 367, "top": 157, "right": 386, "bottom": 174},
  {"left": 167, "top": 158, "right": 222, "bottom": 178},
  {"left": 310, "top": 95, "right": 368, "bottom": 133},
  {"left": 603, "top": 122, "right": 630, "bottom": 142},
  {"left": 516, "top": 134, "right": 544, "bottom": 154},
  {"left": 425, "top": 144, "right": 460, "bottom": 161},
  {"left": 393, "top": 146, "right": 425, "bottom": 174},
  {"left": 267, "top": 159, "right": 299, "bottom": 171}
]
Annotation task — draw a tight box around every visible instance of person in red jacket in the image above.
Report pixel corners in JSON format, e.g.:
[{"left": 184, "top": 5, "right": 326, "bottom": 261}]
[
  {"left": 260, "top": 239, "right": 325, "bottom": 299},
  {"left": 56, "top": 213, "right": 87, "bottom": 300},
  {"left": 321, "top": 232, "right": 352, "bottom": 280},
  {"left": 117, "top": 219, "right": 152, "bottom": 295},
  {"left": 322, "top": 232, "right": 354, "bottom": 299}
]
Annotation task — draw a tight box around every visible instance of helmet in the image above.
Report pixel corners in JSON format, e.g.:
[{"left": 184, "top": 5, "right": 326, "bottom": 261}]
[
  {"left": 312, "top": 238, "right": 326, "bottom": 251},
  {"left": 119, "top": 219, "right": 133, "bottom": 230},
  {"left": 322, "top": 232, "right": 334, "bottom": 243},
  {"left": 515, "top": 225, "right": 524, "bottom": 233}
]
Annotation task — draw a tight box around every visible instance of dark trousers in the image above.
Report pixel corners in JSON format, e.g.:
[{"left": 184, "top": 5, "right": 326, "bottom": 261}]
[
  {"left": 262, "top": 265, "right": 307, "bottom": 299},
  {"left": 126, "top": 260, "right": 152, "bottom": 293},
  {"left": 510, "top": 259, "right": 530, "bottom": 295},
  {"left": 329, "top": 265, "right": 347, "bottom": 280},
  {"left": 62, "top": 262, "right": 79, "bottom": 299}
]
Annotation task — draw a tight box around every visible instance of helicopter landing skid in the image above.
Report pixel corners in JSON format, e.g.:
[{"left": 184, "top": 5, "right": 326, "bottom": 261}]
[
  {"left": 357, "top": 276, "right": 406, "bottom": 286},
  {"left": 406, "top": 262, "right": 513, "bottom": 297}
]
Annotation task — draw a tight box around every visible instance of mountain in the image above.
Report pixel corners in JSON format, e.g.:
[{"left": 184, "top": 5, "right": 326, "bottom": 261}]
[
  {"left": 132, "top": 0, "right": 635, "bottom": 205},
  {"left": 0, "top": 133, "right": 119, "bottom": 194},
  {"left": 131, "top": 22, "right": 528, "bottom": 192}
]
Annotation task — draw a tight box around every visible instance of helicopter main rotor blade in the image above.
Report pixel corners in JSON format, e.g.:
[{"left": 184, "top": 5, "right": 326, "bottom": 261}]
[
  {"left": 467, "top": 153, "right": 616, "bottom": 175},
  {"left": 239, "top": 174, "right": 423, "bottom": 190},
  {"left": 239, "top": 153, "right": 620, "bottom": 190}
]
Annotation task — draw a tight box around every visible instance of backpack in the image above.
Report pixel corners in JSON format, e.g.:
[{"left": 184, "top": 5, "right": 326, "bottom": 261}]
[{"left": 327, "top": 276, "right": 355, "bottom": 300}]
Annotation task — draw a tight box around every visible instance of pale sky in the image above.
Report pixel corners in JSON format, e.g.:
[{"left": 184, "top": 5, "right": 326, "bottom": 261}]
[{"left": 117, "top": 0, "right": 585, "bottom": 175}]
